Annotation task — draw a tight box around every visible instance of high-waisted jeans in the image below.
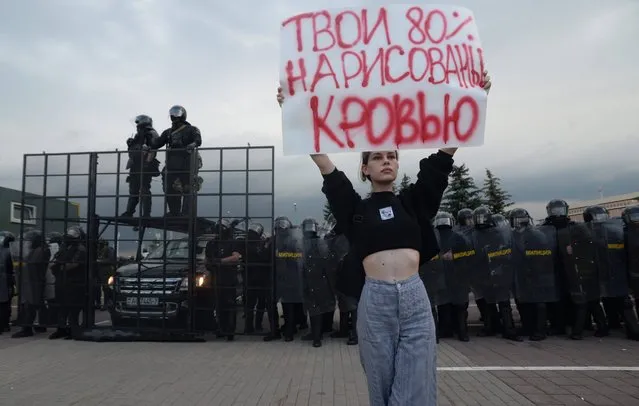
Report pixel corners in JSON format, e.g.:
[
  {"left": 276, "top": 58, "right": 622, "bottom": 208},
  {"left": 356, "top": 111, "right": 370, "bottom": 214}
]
[{"left": 357, "top": 273, "right": 437, "bottom": 406}]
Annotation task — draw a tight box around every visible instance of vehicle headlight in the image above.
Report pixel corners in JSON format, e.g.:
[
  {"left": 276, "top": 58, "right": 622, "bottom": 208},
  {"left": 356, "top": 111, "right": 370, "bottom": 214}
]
[
  {"left": 197, "top": 275, "right": 205, "bottom": 287},
  {"left": 107, "top": 276, "right": 114, "bottom": 286}
]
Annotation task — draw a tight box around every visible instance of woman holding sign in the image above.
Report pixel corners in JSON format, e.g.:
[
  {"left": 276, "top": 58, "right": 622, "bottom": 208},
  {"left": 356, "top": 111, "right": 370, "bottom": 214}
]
[{"left": 277, "top": 71, "right": 491, "bottom": 405}]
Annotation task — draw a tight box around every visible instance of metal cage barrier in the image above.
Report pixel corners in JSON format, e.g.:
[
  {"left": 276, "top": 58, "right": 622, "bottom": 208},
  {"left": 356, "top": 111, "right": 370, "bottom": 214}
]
[{"left": 14, "top": 146, "right": 276, "bottom": 341}]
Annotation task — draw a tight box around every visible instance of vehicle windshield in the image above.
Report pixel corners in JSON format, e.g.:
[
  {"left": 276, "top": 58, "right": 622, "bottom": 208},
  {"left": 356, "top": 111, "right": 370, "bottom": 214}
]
[{"left": 144, "top": 239, "right": 208, "bottom": 261}]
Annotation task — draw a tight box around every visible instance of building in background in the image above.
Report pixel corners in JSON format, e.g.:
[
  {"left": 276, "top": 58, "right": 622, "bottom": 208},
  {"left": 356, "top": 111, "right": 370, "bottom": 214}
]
[
  {"left": 0, "top": 186, "right": 80, "bottom": 235},
  {"left": 568, "top": 192, "right": 639, "bottom": 222}
]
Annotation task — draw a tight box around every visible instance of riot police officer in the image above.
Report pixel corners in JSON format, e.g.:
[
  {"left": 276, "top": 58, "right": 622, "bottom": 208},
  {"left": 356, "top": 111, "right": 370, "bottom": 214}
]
[
  {"left": 121, "top": 115, "right": 160, "bottom": 217},
  {"left": 300, "top": 217, "right": 335, "bottom": 348},
  {"left": 0, "top": 231, "right": 15, "bottom": 333},
  {"left": 49, "top": 226, "right": 87, "bottom": 340},
  {"left": 472, "top": 206, "right": 521, "bottom": 341},
  {"left": 542, "top": 199, "right": 574, "bottom": 335},
  {"left": 153, "top": 105, "right": 202, "bottom": 217},
  {"left": 492, "top": 213, "right": 509, "bottom": 228},
  {"left": 205, "top": 219, "right": 242, "bottom": 341},
  {"left": 623, "top": 205, "right": 639, "bottom": 329},
  {"left": 457, "top": 208, "right": 474, "bottom": 228},
  {"left": 12, "top": 230, "right": 49, "bottom": 338},
  {"left": 244, "top": 223, "right": 270, "bottom": 333}
]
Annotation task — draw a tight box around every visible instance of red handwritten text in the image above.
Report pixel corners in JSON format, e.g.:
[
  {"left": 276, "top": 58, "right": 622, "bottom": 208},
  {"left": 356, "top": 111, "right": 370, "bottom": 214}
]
[
  {"left": 310, "top": 92, "right": 479, "bottom": 152},
  {"left": 282, "top": 8, "right": 392, "bottom": 53}
]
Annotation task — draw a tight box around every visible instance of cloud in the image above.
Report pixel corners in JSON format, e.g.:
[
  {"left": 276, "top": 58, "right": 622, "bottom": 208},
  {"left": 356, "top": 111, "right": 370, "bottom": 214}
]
[{"left": 0, "top": 0, "right": 637, "bottom": 231}]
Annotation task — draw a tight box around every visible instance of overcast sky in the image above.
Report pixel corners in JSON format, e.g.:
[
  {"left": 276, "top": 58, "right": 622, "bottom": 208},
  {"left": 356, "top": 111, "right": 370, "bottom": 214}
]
[{"left": 1, "top": 0, "right": 638, "bottom": 226}]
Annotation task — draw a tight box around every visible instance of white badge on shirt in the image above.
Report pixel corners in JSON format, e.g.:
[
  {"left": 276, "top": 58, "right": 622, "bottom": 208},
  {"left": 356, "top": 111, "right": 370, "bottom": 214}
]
[{"left": 379, "top": 206, "right": 394, "bottom": 221}]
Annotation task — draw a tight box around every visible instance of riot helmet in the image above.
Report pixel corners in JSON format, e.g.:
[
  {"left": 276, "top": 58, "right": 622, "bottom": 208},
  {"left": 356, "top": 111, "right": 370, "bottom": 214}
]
[
  {"left": 0, "top": 231, "right": 15, "bottom": 248},
  {"left": 24, "top": 229, "right": 44, "bottom": 248},
  {"left": 65, "top": 226, "right": 84, "bottom": 243},
  {"left": 472, "top": 206, "right": 492, "bottom": 228},
  {"left": 134, "top": 114, "right": 153, "bottom": 128},
  {"left": 492, "top": 213, "right": 509, "bottom": 228},
  {"left": 433, "top": 212, "right": 454, "bottom": 229},
  {"left": 583, "top": 205, "right": 609, "bottom": 223},
  {"left": 622, "top": 205, "right": 639, "bottom": 225},
  {"left": 457, "top": 208, "right": 474, "bottom": 227},
  {"left": 216, "top": 219, "right": 232, "bottom": 237},
  {"left": 248, "top": 222, "right": 264, "bottom": 239},
  {"left": 274, "top": 216, "right": 292, "bottom": 230},
  {"left": 302, "top": 218, "right": 318, "bottom": 235},
  {"left": 169, "top": 105, "right": 187, "bottom": 124},
  {"left": 47, "top": 231, "right": 64, "bottom": 245},
  {"left": 509, "top": 208, "right": 531, "bottom": 229},
  {"left": 546, "top": 199, "right": 569, "bottom": 218}
]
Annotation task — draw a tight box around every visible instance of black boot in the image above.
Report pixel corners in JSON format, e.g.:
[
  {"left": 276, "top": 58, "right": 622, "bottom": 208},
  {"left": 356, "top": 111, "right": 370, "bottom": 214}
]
[
  {"left": 455, "top": 304, "right": 470, "bottom": 342},
  {"left": 437, "top": 304, "right": 454, "bottom": 338},
  {"left": 254, "top": 310, "right": 264, "bottom": 332},
  {"left": 121, "top": 196, "right": 139, "bottom": 217},
  {"left": 570, "top": 303, "right": 587, "bottom": 340},
  {"left": 622, "top": 296, "right": 639, "bottom": 341},
  {"left": 11, "top": 327, "right": 34, "bottom": 338},
  {"left": 331, "top": 312, "right": 349, "bottom": 338},
  {"left": 530, "top": 303, "right": 547, "bottom": 341},
  {"left": 477, "top": 302, "right": 496, "bottom": 337},
  {"left": 346, "top": 310, "right": 358, "bottom": 345},
  {"left": 432, "top": 305, "right": 440, "bottom": 343},
  {"left": 500, "top": 302, "right": 523, "bottom": 342},
  {"left": 592, "top": 301, "right": 609, "bottom": 338},
  {"left": 244, "top": 310, "right": 254, "bottom": 334}
]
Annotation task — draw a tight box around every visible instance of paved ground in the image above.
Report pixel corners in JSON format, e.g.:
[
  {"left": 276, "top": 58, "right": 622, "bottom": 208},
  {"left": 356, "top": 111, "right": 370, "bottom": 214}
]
[{"left": 2, "top": 314, "right": 639, "bottom": 406}]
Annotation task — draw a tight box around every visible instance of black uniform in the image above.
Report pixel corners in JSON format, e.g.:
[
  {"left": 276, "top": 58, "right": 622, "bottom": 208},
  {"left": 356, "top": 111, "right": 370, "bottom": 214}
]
[
  {"left": 122, "top": 115, "right": 160, "bottom": 217},
  {"left": 12, "top": 230, "right": 50, "bottom": 338},
  {"left": 622, "top": 205, "right": 639, "bottom": 340},
  {"left": 244, "top": 223, "right": 270, "bottom": 334},
  {"left": 206, "top": 220, "right": 241, "bottom": 340},
  {"left": 49, "top": 227, "right": 87, "bottom": 340},
  {"left": 153, "top": 106, "right": 202, "bottom": 216},
  {"left": 0, "top": 231, "right": 15, "bottom": 333}
]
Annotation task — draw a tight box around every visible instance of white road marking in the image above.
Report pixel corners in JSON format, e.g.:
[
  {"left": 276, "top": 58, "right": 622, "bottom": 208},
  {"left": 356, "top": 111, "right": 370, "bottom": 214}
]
[{"left": 438, "top": 366, "right": 639, "bottom": 372}]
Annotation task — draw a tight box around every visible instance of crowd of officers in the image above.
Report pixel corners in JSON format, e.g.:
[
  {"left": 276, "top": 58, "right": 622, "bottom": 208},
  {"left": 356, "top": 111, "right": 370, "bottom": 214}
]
[
  {"left": 0, "top": 227, "right": 116, "bottom": 339},
  {"left": 257, "top": 199, "right": 639, "bottom": 348}
]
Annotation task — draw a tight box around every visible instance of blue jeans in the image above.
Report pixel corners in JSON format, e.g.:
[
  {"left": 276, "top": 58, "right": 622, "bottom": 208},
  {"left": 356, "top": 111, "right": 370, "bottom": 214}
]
[{"left": 357, "top": 273, "right": 437, "bottom": 406}]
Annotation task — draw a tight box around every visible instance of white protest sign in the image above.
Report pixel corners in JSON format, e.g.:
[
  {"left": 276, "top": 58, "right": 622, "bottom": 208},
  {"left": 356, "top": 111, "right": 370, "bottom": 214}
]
[{"left": 279, "top": 4, "right": 488, "bottom": 156}]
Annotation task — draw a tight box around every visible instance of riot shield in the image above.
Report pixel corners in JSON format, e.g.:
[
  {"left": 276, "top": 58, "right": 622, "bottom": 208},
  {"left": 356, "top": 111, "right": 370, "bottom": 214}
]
[
  {"left": 302, "top": 236, "right": 336, "bottom": 317},
  {"left": 626, "top": 224, "right": 639, "bottom": 295},
  {"left": 448, "top": 229, "right": 474, "bottom": 305},
  {"left": 275, "top": 227, "right": 304, "bottom": 303},
  {"left": 419, "top": 228, "right": 449, "bottom": 306},
  {"left": 557, "top": 223, "right": 600, "bottom": 304},
  {"left": 472, "top": 226, "right": 514, "bottom": 303},
  {"left": 591, "top": 220, "right": 628, "bottom": 298},
  {"left": 511, "top": 226, "right": 559, "bottom": 303}
]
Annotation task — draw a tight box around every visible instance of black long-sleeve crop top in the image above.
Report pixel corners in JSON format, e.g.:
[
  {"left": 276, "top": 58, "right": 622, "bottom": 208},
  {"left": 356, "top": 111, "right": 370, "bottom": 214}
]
[{"left": 321, "top": 151, "right": 454, "bottom": 265}]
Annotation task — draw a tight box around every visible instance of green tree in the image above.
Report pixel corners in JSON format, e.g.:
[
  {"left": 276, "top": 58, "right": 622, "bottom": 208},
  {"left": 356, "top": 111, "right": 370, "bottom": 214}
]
[
  {"left": 323, "top": 200, "right": 335, "bottom": 226},
  {"left": 481, "top": 169, "right": 514, "bottom": 214},
  {"left": 440, "top": 164, "right": 483, "bottom": 216},
  {"left": 397, "top": 173, "right": 411, "bottom": 193}
]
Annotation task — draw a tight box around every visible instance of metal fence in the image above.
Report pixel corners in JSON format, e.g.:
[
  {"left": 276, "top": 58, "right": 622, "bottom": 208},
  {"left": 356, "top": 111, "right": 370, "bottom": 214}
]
[{"left": 14, "top": 146, "right": 275, "bottom": 340}]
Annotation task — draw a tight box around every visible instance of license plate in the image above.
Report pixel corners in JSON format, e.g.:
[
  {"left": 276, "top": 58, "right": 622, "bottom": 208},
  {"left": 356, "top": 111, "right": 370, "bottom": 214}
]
[{"left": 126, "top": 297, "right": 159, "bottom": 306}]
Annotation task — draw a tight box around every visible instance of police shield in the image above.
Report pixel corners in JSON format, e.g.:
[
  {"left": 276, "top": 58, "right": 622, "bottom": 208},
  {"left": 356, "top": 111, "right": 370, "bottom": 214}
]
[
  {"left": 302, "top": 236, "right": 336, "bottom": 317},
  {"left": 626, "top": 224, "right": 639, "bottom": 295},
  {"left": 557, "top": 223, "right": 600, "bottom": 304},
  {"left": 591, "top": 220, "right": 629, "bottom": 298},
  {"left": 512, "top": 226, "right": 559, "bottom": 303},
  {"left": 448, "top": 228, "right": 474, "bottom": 305},
  {"left": 419, "top": 229, "right": 449, "bottom": 306},
  {"left": 274, "top": 227, "right": 304, "bottom": 303},
  {"left": 472, "top": 227, "right": 514, "bottom": 303}
]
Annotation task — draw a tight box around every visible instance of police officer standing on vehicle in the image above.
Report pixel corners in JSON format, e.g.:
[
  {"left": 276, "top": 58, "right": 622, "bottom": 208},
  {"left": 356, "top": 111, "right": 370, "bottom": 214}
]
[
  {"left": 49, "top": 226, "right": 87, "bottom": 340},
  {"left": 121, "top": 115, "right": 160, "bottom": 217},
  {"left": 205, "top": 219, "right": 242, "bottom": 341},
  {"left": 0, "top": 231, "right": 15, "bottom": 334},
  {"left": 152, "top": 105, "right": 202, "bottom": 217}
]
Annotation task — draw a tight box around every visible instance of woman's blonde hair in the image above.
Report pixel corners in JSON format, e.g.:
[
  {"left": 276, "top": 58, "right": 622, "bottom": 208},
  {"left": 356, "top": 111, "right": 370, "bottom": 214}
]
[{"left": 359, "top": 150, "right": 399, "bottom": 182}]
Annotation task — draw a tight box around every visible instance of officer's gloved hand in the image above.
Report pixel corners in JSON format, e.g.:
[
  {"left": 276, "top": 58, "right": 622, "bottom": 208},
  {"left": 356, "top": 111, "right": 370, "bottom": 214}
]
[
  {"left": 186, "top": 143, "right": 196, "bottom": 152},
  {"left": 141, "top": 144, "right": 150, "bottom": 152}
]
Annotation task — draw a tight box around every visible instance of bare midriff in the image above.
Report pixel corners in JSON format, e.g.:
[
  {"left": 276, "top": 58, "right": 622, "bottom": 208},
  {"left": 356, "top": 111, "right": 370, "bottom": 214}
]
[{"left": 362, "top": 248, "right": 420, "bottom": 282}]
